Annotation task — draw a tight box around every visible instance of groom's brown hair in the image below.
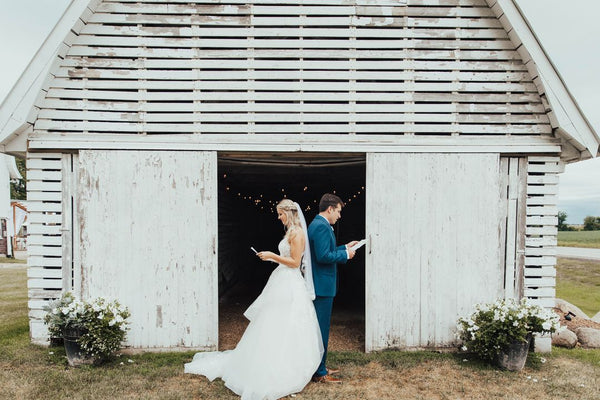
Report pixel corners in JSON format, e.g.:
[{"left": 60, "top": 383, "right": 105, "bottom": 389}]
[{"left": 318, "top": 193, "right": 344, "bottom": 212}]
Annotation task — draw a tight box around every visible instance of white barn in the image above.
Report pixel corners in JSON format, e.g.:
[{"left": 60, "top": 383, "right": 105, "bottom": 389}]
[{"left": 0, "top": 0, "right": 598, "bottom": 352}]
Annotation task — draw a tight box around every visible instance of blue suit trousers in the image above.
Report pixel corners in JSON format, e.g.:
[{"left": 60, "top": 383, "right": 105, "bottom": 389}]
[{"left": 313, "top": 295, "right": 334, "bottom": 377}]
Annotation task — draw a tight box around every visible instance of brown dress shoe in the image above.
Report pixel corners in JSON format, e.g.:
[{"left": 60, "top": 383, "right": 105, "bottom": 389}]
[
  {"left": 326, "top": 367, "right": 340, "bottom": 375},
  {"left": 312, "top": 374, "right": 342, "bottom": 384}
]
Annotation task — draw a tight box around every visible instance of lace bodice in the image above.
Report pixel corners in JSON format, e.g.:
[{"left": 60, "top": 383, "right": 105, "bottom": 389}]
[{"left": 278, "top": 238, "right": 291, "bottom": 258}]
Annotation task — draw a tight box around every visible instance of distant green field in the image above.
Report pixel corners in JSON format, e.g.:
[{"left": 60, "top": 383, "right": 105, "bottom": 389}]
[
  {"left": 558, "top": 230, "right": 600, "bottom": 248},
  {"left": 556, "top": 258, "right": 600, "bottom": 317}
]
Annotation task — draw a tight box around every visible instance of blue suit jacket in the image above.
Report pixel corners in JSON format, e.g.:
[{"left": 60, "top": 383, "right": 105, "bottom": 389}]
[{"left": 308, "top": 215, "right": 348, "bottom": 297}]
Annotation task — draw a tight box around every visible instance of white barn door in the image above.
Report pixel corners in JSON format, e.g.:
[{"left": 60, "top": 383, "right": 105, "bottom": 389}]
[
  {"left": 77, "top": 150, "right": 218, "bottom": 349},
  {"left": 366, "top": 153, "right": 503, "bottom": 351}
]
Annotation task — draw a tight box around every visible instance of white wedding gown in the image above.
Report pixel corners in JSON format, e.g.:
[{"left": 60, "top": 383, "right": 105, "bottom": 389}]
[{"left": 185, "top": 239, "right": 324, "bottom": 400}]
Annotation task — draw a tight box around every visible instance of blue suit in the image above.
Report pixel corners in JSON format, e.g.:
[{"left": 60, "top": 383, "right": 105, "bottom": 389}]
[{"left": 308, "top": 214, "right": 348, "bottom": 377}]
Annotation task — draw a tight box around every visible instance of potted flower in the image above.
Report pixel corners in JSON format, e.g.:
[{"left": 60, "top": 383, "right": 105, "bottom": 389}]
[
  {"left": 44, "top": 292, "right": 130, "bottom": 366},
  {"left": 456, "top": 298, "right": 559, "bottom": 371}
]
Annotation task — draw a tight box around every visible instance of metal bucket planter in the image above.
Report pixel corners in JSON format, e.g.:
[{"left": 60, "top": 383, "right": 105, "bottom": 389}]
[
  {"left": 63, "top": 328, "right": 94, "bottom": 367},
  {"left": 496, "top": 334, "right": 532, "bottom": 371}
]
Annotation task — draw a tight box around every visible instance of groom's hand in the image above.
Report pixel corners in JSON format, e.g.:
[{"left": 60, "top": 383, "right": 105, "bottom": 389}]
[
  {"left": 347, "top": 248, "right": 356, "bottom": 259},
  {"left": 347, "top": 241, "right": 359, "bottom": 249}
]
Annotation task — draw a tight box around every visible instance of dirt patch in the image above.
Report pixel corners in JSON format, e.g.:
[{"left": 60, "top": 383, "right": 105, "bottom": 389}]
[{"left": 219, "top": 302, "right": 364, "bottom": 351}]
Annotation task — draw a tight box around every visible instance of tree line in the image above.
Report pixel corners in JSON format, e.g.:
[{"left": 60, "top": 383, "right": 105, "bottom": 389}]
[{"left": 558, "top": 211, "right": 600, "bottom": 231}]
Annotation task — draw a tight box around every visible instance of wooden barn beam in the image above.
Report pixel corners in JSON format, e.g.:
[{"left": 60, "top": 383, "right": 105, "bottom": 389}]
[{"left": 28, "top": 133, "right": 561, "bottom": 154}]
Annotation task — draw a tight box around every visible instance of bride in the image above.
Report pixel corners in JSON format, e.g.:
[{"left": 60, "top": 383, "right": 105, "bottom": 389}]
[{"left": 184, "top": 199, "right": 324, "bottom": 400}]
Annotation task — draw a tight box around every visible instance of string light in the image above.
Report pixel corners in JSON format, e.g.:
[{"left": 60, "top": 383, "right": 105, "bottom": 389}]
[{"left": 221, "top": 176, "right": 364, "bottom": 213}]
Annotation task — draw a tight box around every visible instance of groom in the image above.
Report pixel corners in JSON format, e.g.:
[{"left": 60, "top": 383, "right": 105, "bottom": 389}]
[{"left": 308, "top": 193, "right": 358, "bottom": 383}]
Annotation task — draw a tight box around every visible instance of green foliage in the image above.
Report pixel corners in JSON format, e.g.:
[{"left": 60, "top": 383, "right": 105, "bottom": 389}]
[
  {"left": 9, "top": 158, "right": 26, "bottom": 200},
  {"left": 457, "top": 299, "right": 559, "bottom": 363},
  {"left": 43, "top": 293, "right": 131, "bottom": 360},
  {"left": 43, "top": 293, "right": 75, "bottom": 339},
  {"left": 583, "top": 216, "right": 600, "bottom": 231},
  {"left": 558, "top": 211, "right": 575, "bottom": 231}
]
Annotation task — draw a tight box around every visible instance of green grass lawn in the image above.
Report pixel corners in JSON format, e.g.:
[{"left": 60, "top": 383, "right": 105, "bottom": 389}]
[
  {"left": 558, "top": 230, "right": 600, "bottom": 248},
  {"left": 1, "top": 267, "right": 599, "bottom": 399},
  {"left": 556, "top": 258, "right": 600, "bottom": 317}
]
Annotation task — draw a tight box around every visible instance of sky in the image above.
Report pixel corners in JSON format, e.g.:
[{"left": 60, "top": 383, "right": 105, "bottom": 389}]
[{"left": 0, "top": 0, "right": 598, "bottom": 224}]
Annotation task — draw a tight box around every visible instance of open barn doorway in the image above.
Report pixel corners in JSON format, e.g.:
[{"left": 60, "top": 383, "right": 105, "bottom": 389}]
[{"left": 217, "top": 152, "right": 366, "bottom": 351}]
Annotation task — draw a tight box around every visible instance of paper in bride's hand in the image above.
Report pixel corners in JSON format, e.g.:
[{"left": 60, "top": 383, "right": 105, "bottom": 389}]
[
  {"left": 349, "top": 239, "right": 366, "bottom": 252},
  {"left": 253, "top": 247, "right": 277, "bottom": 263}
]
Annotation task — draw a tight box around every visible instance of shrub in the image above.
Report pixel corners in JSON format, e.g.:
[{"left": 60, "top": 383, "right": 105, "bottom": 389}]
[
  {"left": 456, "top": 298, "right": 559, "bottom": 363},
  {"left": 44, "top": 292, "right": 130, "bottom": 360},
  {"left": 583, "top": 216, "right": 600, "bottom": 231}
]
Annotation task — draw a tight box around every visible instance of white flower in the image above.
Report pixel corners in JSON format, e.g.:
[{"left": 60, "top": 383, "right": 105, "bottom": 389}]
[
  {"left": 542, "top": 321, "right": 552, "bottom": 331},
  {"left": 461, "top": 346, "right": 468, "bottom": 351}
]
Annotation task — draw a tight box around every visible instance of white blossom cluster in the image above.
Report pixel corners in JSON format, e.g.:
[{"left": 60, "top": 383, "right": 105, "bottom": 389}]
[
  {"left": 456, "top": 297, "right": 561, "bottom": 361},
  {"left": 53, "top": 296, "right": 129, "bottom": 329},
  {"left": 458, "top": 298, "right": 560, "bottom": 336},
  {"left": 44, "top": 292, "right": 131, "bottom": 360}
]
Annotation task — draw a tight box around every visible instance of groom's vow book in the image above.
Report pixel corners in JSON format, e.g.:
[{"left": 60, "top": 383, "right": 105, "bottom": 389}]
[{"left": 350, "top": 239, "right": 366, "bottom": 252}]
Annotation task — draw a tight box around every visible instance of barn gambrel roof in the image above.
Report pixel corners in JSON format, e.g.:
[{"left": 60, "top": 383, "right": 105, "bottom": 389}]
[{"left": 0, "top": 0, "right": 598, "bottom": 161}]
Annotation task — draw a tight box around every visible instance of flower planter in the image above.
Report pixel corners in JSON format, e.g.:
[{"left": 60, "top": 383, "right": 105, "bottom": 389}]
[
  {"left": 495, "top": 334, "right": 532, "bottom": 371},
  {"left": 63, "top": 328, "right": 94, "bottom": 367},
  {"left": 45, "top": 293, "right": 130, "bottom": 365}
]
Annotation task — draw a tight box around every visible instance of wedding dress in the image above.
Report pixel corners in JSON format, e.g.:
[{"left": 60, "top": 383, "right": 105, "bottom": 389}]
[{"left": 185, "top": 238, "right": 324, "bottom": 400}]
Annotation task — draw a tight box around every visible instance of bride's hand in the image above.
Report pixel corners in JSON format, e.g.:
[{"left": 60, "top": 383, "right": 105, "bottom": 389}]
[
  {"left": 347, "top": 240, "right": 359, "bottom": 248},
  {"left": 257, "top": 251, "right": 275, "bottom": 261}
]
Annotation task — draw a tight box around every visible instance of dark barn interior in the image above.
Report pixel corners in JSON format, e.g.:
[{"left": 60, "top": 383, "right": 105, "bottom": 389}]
[{"left": 217, "top": 152, "right": 366, "bottom": 350}]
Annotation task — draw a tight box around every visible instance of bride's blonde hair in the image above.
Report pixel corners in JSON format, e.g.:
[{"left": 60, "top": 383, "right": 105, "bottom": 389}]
[{"left": 277, "top": 199, "right": 302, "bottom": 238}]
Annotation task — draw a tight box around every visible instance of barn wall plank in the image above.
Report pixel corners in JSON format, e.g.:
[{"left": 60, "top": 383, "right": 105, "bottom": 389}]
[
  {"left": 77, "top": 150, "right": 218, "bottom": 349},
  {"left": 366, "top": 153, "right": 502, "bottom": 351}
]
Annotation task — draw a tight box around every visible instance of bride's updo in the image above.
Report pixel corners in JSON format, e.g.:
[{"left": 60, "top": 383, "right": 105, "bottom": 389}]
[{"left": 277, "top": 199, "right": 302, "bottom": 235}]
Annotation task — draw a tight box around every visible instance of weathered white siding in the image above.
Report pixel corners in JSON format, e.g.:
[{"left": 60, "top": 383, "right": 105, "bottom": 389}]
[
  {"left": 77, "top": 150, "right": 218, "bottom": 349},
  {"left": 365, "top": 153, "right": 503, "bottom": 351},
  {"left": 34, "top": 0, "right": 551, "bottom": 137},
  {"left": 26, "top": 153, "right": 64, "bottom": 344},
  {"left": 499, "top": 156, "right": 527, "bottom": 300},
  {"left": 524, "top": 156, "right": 559, "bottom": 309},
  {"left": 523, "top": 156, "right": 560, "bottom": 351}
]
